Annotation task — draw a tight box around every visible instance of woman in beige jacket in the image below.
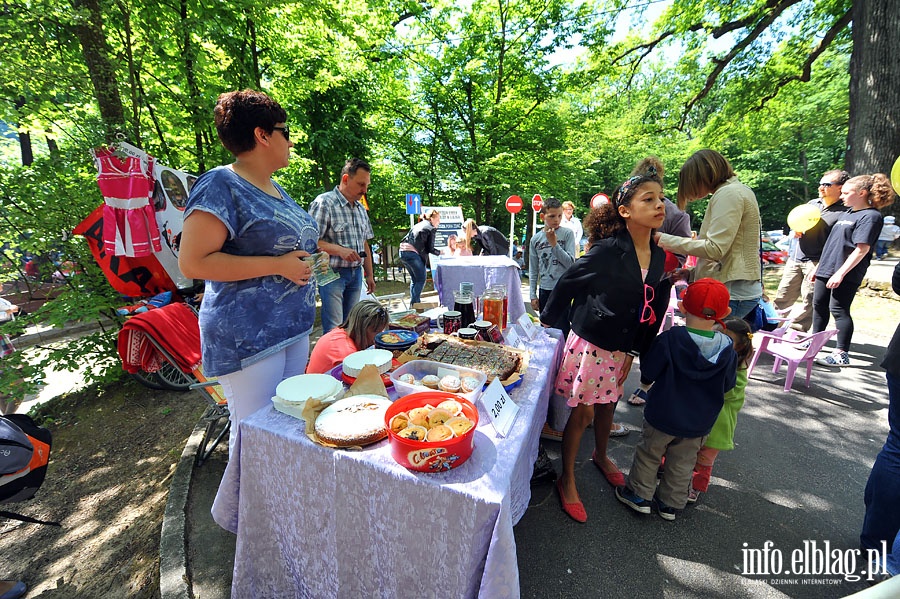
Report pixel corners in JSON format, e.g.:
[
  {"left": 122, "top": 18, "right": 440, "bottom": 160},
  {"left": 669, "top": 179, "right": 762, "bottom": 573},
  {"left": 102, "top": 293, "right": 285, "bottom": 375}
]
[{"left": 655, "top": 150, "right": 762, "bottom": 320}]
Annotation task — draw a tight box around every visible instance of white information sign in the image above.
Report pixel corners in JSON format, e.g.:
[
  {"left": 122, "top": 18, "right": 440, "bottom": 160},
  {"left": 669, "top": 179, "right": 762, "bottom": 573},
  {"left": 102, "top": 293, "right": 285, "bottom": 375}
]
[
  {"left": 481, "top": 377, "right": 519, "bottom": 437},
  {"left": 504, "top": 326, "right": 522, "bottom": 348},
  {"left": 423, "top": 205, "right": 465, "bottom": 253},
  {"left": 517, "top": 313, "right": 539, "bottom": 340}
]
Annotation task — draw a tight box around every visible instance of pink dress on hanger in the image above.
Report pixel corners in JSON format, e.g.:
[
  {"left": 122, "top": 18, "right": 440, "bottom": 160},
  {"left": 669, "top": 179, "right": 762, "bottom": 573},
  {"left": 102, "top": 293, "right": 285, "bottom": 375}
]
[{"left": 93, "top": 147, "right": 162, "bottom": 258}]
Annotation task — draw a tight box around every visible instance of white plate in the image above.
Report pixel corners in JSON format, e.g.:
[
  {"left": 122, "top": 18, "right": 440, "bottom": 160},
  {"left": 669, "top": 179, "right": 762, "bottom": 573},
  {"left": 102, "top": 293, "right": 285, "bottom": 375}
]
[{"left": 275, "top": 373, "right": 343, "bottom": 405}]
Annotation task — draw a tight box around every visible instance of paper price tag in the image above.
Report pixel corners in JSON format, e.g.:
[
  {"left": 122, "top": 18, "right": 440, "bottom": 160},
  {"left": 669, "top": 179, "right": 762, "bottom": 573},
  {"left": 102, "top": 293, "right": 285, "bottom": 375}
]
[
  {"left": 480, "top": 378, "right": 519, "bottom": 437},
  {"left": 517, "top": 313, "right": 539, "bottom": 340},
  {"left": 504, "top": 326, "right": 522, "bottom": 348}
]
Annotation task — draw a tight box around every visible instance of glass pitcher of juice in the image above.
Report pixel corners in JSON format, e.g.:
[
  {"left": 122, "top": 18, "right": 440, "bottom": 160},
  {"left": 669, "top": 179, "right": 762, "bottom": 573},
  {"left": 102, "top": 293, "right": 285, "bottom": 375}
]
[
  {"left": 453, "top": 291, "right": 476, "bottom": 329},
  {"left": 481, "top": 288, "right": 504, "bottom": 329},
  {"left": 489, "top": 284, "right": 508, "bottom": 329}
]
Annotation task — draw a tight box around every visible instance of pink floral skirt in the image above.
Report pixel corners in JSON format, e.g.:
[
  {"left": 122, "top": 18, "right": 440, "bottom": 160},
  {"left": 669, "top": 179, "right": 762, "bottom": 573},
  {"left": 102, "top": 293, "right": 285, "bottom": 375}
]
[{"left": 555, "top": 331, "right": 626, "bottom": 407}]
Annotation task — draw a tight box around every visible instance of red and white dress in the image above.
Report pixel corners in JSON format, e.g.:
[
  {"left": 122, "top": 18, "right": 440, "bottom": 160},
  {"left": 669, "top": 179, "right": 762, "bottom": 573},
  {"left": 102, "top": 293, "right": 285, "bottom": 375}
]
[{"left": 93, "top": 147, "right": 161, "bottom": 257}]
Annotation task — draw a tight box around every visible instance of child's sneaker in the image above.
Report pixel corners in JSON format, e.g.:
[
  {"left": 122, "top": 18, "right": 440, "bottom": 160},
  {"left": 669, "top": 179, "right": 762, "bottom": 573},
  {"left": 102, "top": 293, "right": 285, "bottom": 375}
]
[
  {"left": 616, "top": 486, "right": 651, "bottom": 514},
  {"left": 686, "top": 488, "right": 701, "bottom": 504},
  {"left": 653, "top": 496, "right": 677, "bottom": 521},
  {"left": 816, "top": 350, "right": 849, "bottom": 366}
]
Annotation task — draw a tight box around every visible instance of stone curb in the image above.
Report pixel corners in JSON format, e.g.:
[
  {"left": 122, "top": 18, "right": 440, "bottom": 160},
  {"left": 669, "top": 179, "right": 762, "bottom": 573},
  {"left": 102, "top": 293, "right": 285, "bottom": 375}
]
[
  {"left": 12, "top": 318, "right": 116, "bottom": 350},
  {"left": 159, "top": 417, "right": 206, "bottom": 599}
]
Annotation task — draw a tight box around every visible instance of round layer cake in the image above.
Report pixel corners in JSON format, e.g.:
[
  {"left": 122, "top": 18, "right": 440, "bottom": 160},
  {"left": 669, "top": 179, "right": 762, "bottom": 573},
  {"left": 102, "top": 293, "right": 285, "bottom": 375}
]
[
  {"left": 314, "top": 395, "right": 393, "bottom": 447},
  {"left": 275, "top": 374, "right": 343, "bottom": 405},
  {"left": 342, "top": 348, "right": 394, "bottom": 378}
]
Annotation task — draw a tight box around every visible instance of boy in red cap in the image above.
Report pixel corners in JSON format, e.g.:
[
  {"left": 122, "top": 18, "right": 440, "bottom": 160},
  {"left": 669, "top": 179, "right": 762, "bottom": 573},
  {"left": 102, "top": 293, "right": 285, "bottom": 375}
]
[{"left": 616, "top": 278, "right": 738, "bottom": 521}]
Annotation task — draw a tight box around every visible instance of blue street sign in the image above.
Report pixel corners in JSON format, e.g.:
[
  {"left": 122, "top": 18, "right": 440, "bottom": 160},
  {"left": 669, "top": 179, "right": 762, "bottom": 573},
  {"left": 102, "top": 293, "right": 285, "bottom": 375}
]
[{"left": 405, "top": 193, "right": 422, "bottom": 215}]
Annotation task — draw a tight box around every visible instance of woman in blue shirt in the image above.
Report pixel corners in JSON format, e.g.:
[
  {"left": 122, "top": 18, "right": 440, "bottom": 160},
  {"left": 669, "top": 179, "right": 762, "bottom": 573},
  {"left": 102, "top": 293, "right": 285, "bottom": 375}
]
[{"left": 179, "top": 90, "right": 319, "bottom": 457}]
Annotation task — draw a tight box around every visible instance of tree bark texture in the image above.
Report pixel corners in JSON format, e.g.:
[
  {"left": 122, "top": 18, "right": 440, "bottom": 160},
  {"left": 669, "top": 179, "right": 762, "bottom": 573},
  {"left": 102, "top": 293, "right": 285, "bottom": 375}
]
[
  {"left": 71, "top": 0, "right": 127, "bottom": 141},
  {"left": 846, "top": 0, "right": 900, "bottom": 176}
]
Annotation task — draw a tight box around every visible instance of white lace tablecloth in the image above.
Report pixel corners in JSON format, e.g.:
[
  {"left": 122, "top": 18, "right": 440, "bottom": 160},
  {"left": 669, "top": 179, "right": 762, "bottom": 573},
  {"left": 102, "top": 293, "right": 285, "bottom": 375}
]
[
  {"left": 434, "top": 255, "right": 525, "bottom": 324},
  {"left": 212, "top": 329, "right": 564, "bottom": 599}
]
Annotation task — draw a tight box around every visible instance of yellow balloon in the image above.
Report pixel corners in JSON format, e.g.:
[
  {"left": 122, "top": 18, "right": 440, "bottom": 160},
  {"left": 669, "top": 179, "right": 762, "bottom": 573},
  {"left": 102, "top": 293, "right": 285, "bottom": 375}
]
[
  {"left": 891, "top": 155, "right": 900, "bottom": 196},
  {"left": 787, "top": 204, "right": 821, "bottom": 234}
]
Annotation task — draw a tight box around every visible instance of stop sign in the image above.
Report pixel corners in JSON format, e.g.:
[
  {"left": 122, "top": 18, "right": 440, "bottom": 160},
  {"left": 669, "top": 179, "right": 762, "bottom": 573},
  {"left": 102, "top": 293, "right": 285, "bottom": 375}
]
[
  {"left": 532, "top": 194, "right": 543, "bottom": 212},
  {"left": 505, "top": 195, "right": 523, "bottom": 214}
]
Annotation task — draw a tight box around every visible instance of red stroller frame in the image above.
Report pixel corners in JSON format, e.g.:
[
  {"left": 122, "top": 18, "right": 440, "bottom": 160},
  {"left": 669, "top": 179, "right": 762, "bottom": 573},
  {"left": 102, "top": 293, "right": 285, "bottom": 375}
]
[{"left": 117, "top": 303, "right": 229, "bottom": 465}]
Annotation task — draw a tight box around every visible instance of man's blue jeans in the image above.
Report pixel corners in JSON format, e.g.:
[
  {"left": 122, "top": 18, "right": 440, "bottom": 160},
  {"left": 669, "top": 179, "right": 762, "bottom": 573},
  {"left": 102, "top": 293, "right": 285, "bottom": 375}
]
[
  {"left": 861, "top": 372, "right": 900, "bottom": 568},
  {"left": 318, "top": 267, "right": 362, "bottom": 334},
  {"left": 399, "top": 251, "right": 426, "bottom": 305}
]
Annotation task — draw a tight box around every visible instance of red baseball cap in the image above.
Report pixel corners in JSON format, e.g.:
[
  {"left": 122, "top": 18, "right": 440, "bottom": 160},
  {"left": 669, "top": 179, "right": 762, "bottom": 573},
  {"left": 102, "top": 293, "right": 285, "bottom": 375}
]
[{"left": 681, "top": 278, "right": 731, "bottom": 328}]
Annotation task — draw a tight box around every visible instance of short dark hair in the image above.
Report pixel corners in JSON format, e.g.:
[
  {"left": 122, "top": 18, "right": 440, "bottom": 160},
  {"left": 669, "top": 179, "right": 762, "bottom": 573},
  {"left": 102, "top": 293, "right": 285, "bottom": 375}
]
[
  {"left": 823, "top": 169, "right": 851, "bottom": 185},
  {"left": 541, "top": 197, "right": 563, "bottom": 214},
  {"left": 341, "top": 158, "right": 371, "bottom": 178},
  {"left": 214, "top": 90, "right": 287, "bottom": 156}
]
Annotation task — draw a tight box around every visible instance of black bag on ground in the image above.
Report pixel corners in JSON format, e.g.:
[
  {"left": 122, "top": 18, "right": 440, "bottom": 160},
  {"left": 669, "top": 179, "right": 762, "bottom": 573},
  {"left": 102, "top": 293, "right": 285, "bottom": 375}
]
[
  {"left": 0, "top": 414, "right": 51, "bottom": 504},
  {"left": 0, "top": 414, "right": 58, "bottom": 526}
]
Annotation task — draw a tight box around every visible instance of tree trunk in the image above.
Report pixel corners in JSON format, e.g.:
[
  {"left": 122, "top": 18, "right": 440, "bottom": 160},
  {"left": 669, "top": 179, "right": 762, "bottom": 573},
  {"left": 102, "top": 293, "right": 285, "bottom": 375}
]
[
  {"left": 119, "top": 0, "right": 142, "bottom": 144},
  {"left": 18, "top": 130, "right": 33, "bottom": 166},
  {"left": 180, "top": 0, "right": 205, "bottom": 171},
  {"left": 247, "top": 17, "right": 260, "bottom": 88},
  {"left": 846, "top": 0, "right": 900, "bottom": 177},
  {"left": 14, "top": 97, "right": 33, "bottom": 165},
  {"left": 46, "top": 134, "right": 59, "bottom": 158},
  {"left": 71, "top": 0, "right": 127, "bottom": 141}
]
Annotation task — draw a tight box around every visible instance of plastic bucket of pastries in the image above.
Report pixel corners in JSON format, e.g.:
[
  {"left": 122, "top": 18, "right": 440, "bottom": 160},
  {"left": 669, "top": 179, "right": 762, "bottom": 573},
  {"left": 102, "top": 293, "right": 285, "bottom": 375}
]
[{"left": 384, "top": 391, "right": 479, "bottom": 472}]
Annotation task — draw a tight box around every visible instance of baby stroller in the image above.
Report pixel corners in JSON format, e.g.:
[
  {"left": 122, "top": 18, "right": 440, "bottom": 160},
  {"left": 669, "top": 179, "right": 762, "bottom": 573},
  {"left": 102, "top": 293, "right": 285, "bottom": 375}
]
[{"left": 117, "top": 302, "right": 228, "bottom": 465}]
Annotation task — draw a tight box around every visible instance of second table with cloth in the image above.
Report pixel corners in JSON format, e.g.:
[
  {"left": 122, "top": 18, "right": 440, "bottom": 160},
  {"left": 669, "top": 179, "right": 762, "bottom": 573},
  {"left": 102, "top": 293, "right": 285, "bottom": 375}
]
[
  {"left": 433, "top": 255, "right": 526, "bottom": 325},
  {"left": 211, "top": 328, "right": 564, "bottom": 598}
]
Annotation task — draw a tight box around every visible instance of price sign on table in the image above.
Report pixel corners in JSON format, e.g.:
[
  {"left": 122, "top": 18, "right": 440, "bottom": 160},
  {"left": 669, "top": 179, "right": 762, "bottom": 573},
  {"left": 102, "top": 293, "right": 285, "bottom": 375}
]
[
  {"left": 517, "top": 313, "right": 539, "bottom": 340},
  {"left": 504, "top": 325, "right": 522, "bottom": 348},
  {"left": 481, "top": 377, "right": 519, "bottom": 437}
]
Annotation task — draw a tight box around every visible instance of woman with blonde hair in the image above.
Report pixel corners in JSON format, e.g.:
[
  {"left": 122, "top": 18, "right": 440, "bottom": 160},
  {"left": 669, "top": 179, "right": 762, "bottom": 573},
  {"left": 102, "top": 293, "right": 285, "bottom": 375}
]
[
  {"left": 463, "top": 217, "right": 510, "bottom": 256},
  {"left": 655, "top": 149, "right": 762, "bottom": 321},
  {"left": 399, "top": 208, "right": 441, "bottom": 304},
  {"left": 306, "top": 300, "right": 390, "bottom": 374}
]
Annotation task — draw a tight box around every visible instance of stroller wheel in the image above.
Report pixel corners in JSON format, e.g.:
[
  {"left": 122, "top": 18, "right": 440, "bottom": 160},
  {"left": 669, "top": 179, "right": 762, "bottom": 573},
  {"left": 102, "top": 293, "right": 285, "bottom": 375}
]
[
  {"left": 153, "top": 362, "right": 192, "bottom": 391},
  {"left": 130, "top": 370, "right": 168, "bottom": 391}
]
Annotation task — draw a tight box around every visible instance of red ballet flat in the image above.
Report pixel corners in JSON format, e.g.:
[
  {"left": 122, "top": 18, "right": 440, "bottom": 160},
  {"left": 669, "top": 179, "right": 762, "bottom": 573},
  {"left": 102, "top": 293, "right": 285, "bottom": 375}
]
[
  {"left": 593, "top": 451, "right": 625, "bottom": 487},
  {"left": 556, "top": 478, "right": 587, "bottom": 523}
]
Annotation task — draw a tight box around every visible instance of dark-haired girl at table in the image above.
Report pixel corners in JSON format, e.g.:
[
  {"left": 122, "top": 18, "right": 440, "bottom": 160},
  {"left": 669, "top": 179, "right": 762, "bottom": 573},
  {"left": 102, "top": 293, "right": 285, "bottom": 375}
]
[{"left": 540, "top": 174, "right": 671, "bottom": 522}]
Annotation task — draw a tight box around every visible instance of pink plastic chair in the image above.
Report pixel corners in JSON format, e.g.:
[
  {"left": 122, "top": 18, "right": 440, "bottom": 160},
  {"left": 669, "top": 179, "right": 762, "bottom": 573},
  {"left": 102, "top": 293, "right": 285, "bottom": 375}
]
[
  {"left": 659, "top": 286, "right": 679, "bottom": 333},
  {"left": 747, "top": 328, "right": 838, "bottom": 392}
]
